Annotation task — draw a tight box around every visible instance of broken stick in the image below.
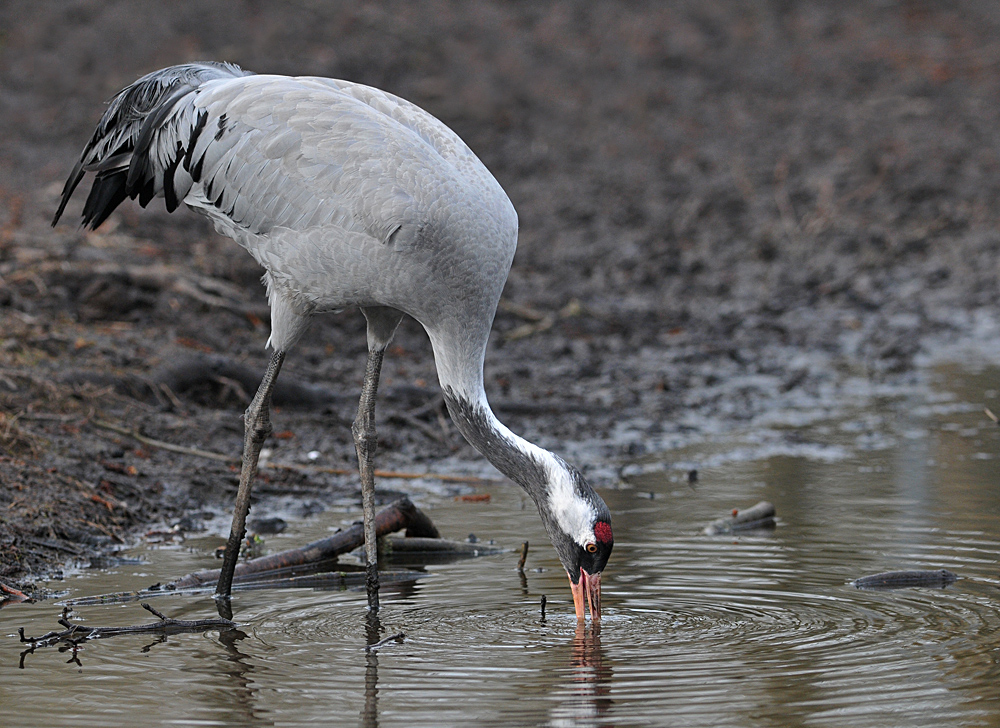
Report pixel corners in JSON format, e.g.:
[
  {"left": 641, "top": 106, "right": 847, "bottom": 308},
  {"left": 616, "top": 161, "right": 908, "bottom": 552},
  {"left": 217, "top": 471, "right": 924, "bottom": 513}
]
[
  {"left": 0, "top": 580, "right": 32, "bottom": 603},
  {"left": 170, "top": 497, "right": 439, "bottom": 589}
]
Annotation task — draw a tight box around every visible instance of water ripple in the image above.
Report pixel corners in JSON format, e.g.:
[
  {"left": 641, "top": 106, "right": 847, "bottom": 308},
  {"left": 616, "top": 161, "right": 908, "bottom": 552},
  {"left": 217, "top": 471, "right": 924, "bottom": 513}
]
[{"left": 4, "top": 370, "right": 1000, "bottom": 728}]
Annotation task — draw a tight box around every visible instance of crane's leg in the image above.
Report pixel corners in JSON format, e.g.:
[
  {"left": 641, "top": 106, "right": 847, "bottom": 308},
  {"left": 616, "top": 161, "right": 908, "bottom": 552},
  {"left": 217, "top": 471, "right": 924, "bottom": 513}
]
[
  {"left": 354, "top": 307, "right": 403, "bottom": 614},
  {"left": 353, "top": 347, "right": 385, "bottom": 613},
  {"left": 216, "top": 349, "right": 286, "bottom": 600}
]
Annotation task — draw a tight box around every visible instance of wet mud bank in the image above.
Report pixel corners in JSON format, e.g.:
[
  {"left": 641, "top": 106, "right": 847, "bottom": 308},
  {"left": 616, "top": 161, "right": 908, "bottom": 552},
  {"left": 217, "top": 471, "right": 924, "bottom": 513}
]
[{"left": 3, "top": 1, "right": 1000, "bottom": 590}]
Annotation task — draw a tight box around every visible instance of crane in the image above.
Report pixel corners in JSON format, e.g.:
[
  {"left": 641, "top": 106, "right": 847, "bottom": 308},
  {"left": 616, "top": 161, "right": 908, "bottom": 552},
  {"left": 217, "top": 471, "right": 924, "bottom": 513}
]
[{"left": 53, "top": 62, "right": 613, "bottom": 620}]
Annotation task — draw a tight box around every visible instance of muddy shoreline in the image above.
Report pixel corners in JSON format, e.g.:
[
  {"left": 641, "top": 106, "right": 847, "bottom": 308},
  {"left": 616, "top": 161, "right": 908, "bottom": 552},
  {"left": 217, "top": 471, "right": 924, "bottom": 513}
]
[{"left": 3, "top": 1, "right": 1000, "bottom": 591}]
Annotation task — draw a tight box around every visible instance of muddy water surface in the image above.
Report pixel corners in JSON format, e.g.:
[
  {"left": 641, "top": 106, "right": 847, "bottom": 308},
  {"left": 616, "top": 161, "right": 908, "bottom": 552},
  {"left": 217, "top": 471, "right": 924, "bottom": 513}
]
[{"left": 3, "top": 362, "right": 1000, "bottom": 727}]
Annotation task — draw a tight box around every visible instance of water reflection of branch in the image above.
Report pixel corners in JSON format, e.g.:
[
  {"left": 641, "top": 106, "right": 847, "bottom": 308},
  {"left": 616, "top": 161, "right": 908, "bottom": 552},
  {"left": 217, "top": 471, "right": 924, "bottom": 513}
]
[
  {"left": 218, "top": 633, "right": 263, "bottom": 716},
  {"left": 213, "top": 604, "right": 272, "bottom": 727},
  {"left": 360, "top": 611, "right": 408, "bottom": 728},
  {"left": 517, "top": 541, "right": 530, "bottom": 594},
  {"left": 363, "top": 612, "right": 382, "bottom": 728},
  {"left": 363, "top": 648, "right": 380, "bottom": 728}
]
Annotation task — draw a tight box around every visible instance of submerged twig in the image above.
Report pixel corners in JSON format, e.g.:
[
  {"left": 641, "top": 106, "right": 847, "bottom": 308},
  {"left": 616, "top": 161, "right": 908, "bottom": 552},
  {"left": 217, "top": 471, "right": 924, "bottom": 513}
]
[
  {"left": 365, "top": 632, "right": 406, "bottom": 652},
  {"left": 18, "top": 603, "right": 236, "bottom": 649},
  {"left": 517, "top": 541, "right": 529, "bottom": 572}
]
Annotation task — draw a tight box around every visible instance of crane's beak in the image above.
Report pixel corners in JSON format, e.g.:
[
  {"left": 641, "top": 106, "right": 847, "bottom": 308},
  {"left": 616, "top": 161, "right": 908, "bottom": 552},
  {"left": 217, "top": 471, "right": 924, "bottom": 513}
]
[{"left": 569, "top": 569, "right": 601, "bottom": 621}]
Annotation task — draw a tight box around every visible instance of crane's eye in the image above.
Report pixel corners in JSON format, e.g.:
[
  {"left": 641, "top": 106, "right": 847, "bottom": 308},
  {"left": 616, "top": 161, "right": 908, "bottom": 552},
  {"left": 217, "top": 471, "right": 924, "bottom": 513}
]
[{"left": 586, "top": 542, "right": 597, "bottom": 553}]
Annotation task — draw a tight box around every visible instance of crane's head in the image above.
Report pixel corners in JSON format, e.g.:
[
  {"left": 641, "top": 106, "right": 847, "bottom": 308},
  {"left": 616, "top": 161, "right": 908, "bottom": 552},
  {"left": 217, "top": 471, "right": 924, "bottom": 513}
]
[{"left": 538, "top": 462, "right": 613, "bottom": 621}]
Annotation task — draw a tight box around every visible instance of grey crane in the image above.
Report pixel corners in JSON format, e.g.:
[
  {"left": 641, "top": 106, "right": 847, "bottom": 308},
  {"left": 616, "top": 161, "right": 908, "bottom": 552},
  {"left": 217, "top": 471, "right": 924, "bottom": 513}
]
[{"left": 53, "top": 62, "right": 612, "bottom": 620}]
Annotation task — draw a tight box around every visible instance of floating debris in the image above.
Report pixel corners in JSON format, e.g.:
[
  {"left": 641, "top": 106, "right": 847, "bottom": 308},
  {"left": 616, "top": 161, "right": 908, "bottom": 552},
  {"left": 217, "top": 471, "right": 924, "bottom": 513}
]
[
  {"left": 704, "top": 501, "right": 776, "bottom": 535},
  {"left": 852, "top": 569, "right": 959, "bottom": 590}
]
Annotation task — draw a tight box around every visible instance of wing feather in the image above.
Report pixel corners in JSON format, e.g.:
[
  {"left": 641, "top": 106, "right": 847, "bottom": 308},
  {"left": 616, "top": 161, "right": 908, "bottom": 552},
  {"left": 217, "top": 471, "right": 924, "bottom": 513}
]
[
  {"left": 53, "top": 62, "right": 253, "bottom": 229},
  {"left": 56, "top": 66, "right": 508, "bottom": 250}
]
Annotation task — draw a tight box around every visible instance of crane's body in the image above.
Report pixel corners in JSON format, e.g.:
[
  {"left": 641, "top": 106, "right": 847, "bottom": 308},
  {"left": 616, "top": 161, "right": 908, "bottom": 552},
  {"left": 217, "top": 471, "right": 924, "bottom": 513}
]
[{"left": 55, "top": 63, "right": 612, "bottom": 620}]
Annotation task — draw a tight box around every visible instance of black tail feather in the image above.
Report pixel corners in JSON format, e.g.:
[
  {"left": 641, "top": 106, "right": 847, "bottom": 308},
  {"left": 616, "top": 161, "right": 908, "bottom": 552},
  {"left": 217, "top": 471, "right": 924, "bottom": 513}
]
[
  {"left": 81, "top": 171, "right": 129, "bottom": 230},
  {"left": 51, "top": 161, "right": 85, "bottom": 226},
  {"left": 53, "top": 62, "right": 251, "bottom": 229}
]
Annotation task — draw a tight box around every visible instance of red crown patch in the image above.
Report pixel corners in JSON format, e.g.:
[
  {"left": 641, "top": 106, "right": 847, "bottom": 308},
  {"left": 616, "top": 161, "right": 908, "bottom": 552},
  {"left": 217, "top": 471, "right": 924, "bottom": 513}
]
[{"left": 594, "top": 521, "right": 613, "bottom": 544}]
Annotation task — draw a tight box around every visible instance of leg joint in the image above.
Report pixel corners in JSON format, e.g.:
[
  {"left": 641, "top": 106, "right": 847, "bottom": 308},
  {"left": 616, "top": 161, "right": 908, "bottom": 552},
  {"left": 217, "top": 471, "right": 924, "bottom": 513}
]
[{"left": 352, "top": 419, "right": 378, "bottom": 456}]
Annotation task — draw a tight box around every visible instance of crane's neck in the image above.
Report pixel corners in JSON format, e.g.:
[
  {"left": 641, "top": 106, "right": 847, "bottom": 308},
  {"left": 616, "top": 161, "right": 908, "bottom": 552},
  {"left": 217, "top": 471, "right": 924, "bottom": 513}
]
[
  {"left": 426, "top": 326, "right": 549, "bottom": 499},
  {"left": 442, "top": 386, "right": 548, "bottom": 501},
  {"left": 440, "top": 382, "right": 599, "bottom": 550},
  {"left": 429, "top": 326, "right": 595, "bottom": 545}
]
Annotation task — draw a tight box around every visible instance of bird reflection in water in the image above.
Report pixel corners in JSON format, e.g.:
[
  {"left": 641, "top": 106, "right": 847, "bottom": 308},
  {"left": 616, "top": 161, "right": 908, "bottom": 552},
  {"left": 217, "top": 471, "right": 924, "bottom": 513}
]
[
  {"left": 358, "top": 616, "right": 611, "bottom": 728},
  {"left": 550, "top": 624, "right": 614, "bottom": 728}
]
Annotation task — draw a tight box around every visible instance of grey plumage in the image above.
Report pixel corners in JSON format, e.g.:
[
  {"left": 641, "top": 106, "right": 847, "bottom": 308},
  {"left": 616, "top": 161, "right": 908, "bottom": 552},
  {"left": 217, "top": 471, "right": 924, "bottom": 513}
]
[
  {"left": 56, "top": 63, "right": 516, "bottom": 352},
  {"left": 54, "top": 63, "right": 612, "bottom": 619}
]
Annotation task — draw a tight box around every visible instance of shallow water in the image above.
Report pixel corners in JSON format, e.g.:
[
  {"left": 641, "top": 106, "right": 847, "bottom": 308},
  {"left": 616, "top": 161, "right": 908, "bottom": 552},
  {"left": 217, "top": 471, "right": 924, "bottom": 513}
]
[{"left": 3, "top": 361, "right": 1000, "bottom": 727}]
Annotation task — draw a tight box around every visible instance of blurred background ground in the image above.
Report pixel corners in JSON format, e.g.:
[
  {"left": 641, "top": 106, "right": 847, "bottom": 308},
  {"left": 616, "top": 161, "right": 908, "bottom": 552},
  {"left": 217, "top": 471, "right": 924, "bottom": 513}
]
[{"left": 2, "top": 0, "right": 1000, "bottom": 589}]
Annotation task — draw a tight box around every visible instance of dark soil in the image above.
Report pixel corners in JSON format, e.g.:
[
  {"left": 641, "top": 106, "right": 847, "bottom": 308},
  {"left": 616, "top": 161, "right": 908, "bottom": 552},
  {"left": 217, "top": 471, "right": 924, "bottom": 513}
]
[{"left": 2, "top": 1, "right": 1000, "bottom": 592}]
